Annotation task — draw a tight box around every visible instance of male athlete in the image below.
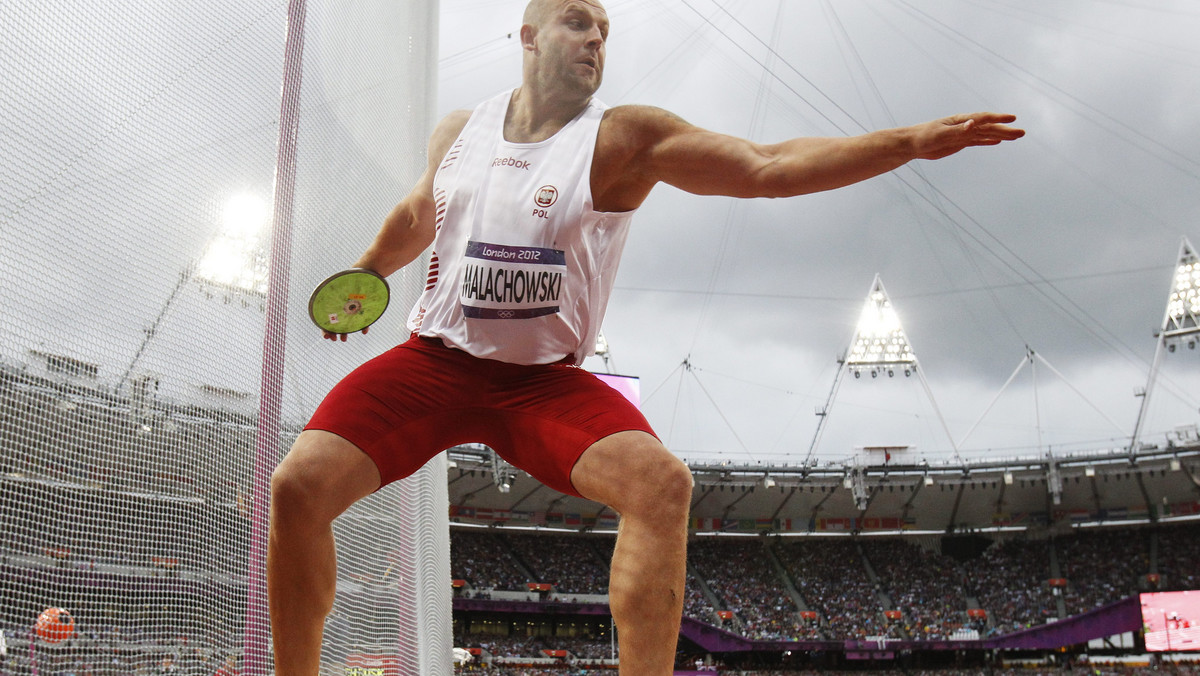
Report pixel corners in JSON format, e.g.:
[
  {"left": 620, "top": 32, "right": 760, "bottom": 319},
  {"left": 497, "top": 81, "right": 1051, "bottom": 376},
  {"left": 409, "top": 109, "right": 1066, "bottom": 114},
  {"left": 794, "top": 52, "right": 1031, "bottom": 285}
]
[{"left": 267, "top": 0, "right": 1024, "bottom": 673}]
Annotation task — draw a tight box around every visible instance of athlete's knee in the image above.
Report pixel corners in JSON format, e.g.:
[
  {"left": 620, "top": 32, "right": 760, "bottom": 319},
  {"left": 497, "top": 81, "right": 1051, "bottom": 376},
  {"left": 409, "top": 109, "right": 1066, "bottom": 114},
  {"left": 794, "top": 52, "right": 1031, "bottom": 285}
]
[
  {"left": 574, "top": 432, "right": 693, "bottom": 518},
  {"left": 269, "top": 431, "right": 379, "bottom": 526},
  {"left": 621, "top": 448, "right": 693, "bottom": 519},
  {"left": 270, "top": 450, "right": 323, "bottom": 525},
  {"left": 651, "top": 453, "right": 694, "bottom": 510}
]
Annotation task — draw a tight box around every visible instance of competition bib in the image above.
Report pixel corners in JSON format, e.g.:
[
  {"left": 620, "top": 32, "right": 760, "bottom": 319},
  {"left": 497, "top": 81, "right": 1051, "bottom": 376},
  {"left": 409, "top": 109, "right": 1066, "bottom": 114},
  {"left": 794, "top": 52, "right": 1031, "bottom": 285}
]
[{"left": 459, "top": 240, "right": 566, "bottom": 319}]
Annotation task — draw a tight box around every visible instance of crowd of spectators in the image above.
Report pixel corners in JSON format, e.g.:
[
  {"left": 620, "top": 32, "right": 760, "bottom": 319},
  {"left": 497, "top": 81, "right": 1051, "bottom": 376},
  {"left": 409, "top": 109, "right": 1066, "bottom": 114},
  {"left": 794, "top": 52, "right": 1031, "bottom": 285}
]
[
  {"left": 450, "top": 661, "right": 1200, "bottom": 675},
  {"left": 501, "top": 533, "right": 612, "bottom": 595},
  {"left": 861, "top": 539, "right": 975, "bottom": 640},
  {"left": 10, "top": 518, "right": 1200, "bottom": 676},
  {"left": 966, "top": 538, "right": 1060, "bottom": 634},
  {"left": 775, "top": 539, "right": 891, "bottom": 640},
  {"left": 548, "top": 636, "right": 616, "bottom": 660},
  {"left": 1057, "top": 528, "right": 1148, "bottom": 615},
  {"left": 683, "top": 569, "right": 718, "bottom": 624},
  {"left": 689, "top": 538, "right": 812, "bottom": 641},
  {"left": 1157, "top": 522, "right": 1200, "bottom": 591},
  {"left": 449, "top": 523, "right": 1200, "bottom": 643},
  {"left": 454, "top": 668, "right": 596, "bottom": 676},
  {"left": 468, "top": 634, "right": 550, "bottom": 659},
  {"left": 456, "top": 633, "right": 614, "bottom": 661},
  {"left": 450, "top": 531, "right": 532, "bottom": 591},
  {"left": 2, "top": 631, "right": 236, "bottom": 676}
]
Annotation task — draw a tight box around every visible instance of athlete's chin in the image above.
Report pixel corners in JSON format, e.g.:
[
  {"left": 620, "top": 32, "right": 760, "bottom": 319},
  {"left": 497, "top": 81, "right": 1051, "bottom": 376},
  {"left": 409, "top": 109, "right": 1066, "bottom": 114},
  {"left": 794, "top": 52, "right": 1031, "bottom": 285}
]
[
  {"left": 581, "top": 72, "right": 603, "bottom": 94},
  {"left": 568, "top": 65, "right": 603, "bottom": 92}
]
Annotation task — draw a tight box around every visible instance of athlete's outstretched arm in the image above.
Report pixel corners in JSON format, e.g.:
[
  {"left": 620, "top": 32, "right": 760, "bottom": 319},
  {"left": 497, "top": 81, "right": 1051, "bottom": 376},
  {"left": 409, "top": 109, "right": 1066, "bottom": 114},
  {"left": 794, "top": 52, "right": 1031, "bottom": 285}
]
[
  {"left": 605, "top": 106, "right": 1023, "bottom": 202},
  {"left": 353, "top": 110, "right": 472, "bottom": 277}
]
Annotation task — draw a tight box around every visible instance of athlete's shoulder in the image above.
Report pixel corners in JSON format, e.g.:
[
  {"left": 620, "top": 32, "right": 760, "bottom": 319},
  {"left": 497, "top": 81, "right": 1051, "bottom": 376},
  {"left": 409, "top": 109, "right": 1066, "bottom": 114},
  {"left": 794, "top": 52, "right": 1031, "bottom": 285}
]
[
  {"left": 426, "top": 110, "right": 472, "bottom": 165},
  {"left": 601, "top": 104, "right": 692, "bottom": 134},
  {"left": 592, "top": 105, "right": 698, "bottom": 210},
  {"left": 599, "top": 105, "right": 696, "bottom": 158},
  {"left": 433, "top": 109, "right": 472, "bottom": 141},
  {"left": 596, "top": 105, "right": 694, "bottom": 173}
]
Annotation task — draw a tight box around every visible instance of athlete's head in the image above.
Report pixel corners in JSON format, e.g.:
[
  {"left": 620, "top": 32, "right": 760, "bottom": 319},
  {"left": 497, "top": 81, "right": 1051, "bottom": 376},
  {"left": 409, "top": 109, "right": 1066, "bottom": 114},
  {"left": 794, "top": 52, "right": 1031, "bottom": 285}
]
[{"left": 520, "top": 0, "right": 609, "bottom": 97}]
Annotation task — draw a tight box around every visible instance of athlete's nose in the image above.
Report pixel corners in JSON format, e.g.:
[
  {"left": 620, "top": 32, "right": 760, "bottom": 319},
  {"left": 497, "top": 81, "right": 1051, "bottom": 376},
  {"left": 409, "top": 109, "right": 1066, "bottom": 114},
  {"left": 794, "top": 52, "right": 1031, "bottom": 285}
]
[{"left": 584, "top": 24, "right": 604, "bottom": 48}]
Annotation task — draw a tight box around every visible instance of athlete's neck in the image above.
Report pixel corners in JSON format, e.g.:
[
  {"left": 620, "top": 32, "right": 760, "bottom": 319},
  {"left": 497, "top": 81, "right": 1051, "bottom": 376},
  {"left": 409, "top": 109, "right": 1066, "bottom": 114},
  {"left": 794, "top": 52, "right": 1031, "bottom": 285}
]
[{"left": 503, "top": 86, "right": 591, "bottom": 144}]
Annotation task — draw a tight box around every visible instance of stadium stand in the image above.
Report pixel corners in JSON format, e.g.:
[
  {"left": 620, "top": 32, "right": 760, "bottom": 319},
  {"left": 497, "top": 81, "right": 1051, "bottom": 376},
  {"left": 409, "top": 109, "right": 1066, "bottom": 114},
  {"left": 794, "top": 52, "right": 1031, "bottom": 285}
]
[
  {"left": 3, "top": 360, "right": 1198, "bottom": 672},
  {"left": 688, "top": 538, "right": 810, "bottom": 641},
  {"left": 860, "top": 538, "right": 975, "bottom": 640},
  {"left": 445, "top": 522, "right": 1200, "bottom": 663}
]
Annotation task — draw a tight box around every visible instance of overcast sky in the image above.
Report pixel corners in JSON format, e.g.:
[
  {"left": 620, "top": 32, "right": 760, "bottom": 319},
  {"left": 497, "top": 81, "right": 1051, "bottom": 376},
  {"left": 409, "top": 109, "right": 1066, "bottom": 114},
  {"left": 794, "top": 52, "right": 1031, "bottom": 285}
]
[
  {"left": 436, "top": 0, "right": 1200, "bottom": 466},
  {"left": 2, "top": 0, "right": 1197, "bottom": 470}
]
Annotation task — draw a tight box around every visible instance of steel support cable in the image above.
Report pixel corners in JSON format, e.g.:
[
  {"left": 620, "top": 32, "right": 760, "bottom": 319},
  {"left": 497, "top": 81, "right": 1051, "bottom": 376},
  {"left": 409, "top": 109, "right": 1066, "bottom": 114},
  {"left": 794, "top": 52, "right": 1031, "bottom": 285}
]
[
  {"left": 893, "top": 0, "right": 1200, "bottom": 183},
  {"left": 822, "top": 0, "right": 1029, "bottom": 347},
  {"left": 967, "top": 0, "right": 1200, "bottom": 65},
  {"left": 1, "top": 0, "right": 288, "bottom": 227},
  {"left": 689, "top": 0, "right": 1192, "bottom": 368},
  {"left": 687, "top": 0, "right": 783, "bottom": 356},
  {"left": 687, "top": 363, "right": 757, "bottom": 460},
  {"left": 863, "top": 2, "right": 1187, "bottom": 239}
]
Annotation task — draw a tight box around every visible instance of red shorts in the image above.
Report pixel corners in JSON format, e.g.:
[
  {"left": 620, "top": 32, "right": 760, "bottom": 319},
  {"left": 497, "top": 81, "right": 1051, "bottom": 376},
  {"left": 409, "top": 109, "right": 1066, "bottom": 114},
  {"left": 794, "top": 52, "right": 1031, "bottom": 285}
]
[{"left": 305, "top": 335, "right": 657, "bottom": 497}]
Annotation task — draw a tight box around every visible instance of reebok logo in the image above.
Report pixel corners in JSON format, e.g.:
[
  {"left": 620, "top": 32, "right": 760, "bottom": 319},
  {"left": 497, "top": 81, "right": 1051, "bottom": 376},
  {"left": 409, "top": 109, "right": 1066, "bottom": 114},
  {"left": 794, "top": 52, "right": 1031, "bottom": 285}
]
[{"left": 491, "top": 156, "right": 531, "bottom": 170}]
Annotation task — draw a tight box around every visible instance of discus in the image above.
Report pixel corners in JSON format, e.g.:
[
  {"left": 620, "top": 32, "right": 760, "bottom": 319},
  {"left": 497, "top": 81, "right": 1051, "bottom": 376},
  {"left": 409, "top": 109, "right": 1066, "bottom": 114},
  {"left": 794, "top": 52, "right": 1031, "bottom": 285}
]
[{"left": 308, "top": 268, "right": 390, "bottom": 334}]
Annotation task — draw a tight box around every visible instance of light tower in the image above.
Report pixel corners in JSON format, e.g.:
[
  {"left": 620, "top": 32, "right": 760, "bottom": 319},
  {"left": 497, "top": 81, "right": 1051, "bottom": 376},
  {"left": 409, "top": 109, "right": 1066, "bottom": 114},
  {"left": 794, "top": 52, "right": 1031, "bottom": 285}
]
[
  {"left": 845, "top": 275, "right": 917, "bottom": 380},
  {"left": 805, "top": 275, "right": 959, "bottom": 466},
  {"left": 1130, "top": 237, "right": 1200, "bottom": 456}
]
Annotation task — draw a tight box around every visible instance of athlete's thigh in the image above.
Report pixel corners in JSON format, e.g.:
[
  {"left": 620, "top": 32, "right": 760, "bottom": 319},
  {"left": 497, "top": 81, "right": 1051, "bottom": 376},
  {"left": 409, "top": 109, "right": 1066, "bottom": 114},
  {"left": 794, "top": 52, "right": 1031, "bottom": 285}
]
[
  {"left": 492, "top": 365, "right": 658, "bottom": 497},
  {"left": 305, "top": 336, "right": 488, "bottom": 486}
]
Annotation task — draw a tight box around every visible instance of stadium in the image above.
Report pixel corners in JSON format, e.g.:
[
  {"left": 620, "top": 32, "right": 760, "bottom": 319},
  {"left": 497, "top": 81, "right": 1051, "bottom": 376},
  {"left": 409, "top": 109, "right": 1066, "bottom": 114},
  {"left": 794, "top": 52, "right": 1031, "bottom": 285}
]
[
  {"left": 3, "top": 329, "right": 1200, "bottom": 674},
  {"left": 3, "top": 0, "right": 1200, "bottom": 675}
]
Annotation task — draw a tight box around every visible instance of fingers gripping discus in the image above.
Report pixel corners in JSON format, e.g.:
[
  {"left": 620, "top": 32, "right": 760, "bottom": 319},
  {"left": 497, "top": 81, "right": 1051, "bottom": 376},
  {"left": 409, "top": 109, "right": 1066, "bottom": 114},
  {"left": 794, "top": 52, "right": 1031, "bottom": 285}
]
[{"left": 308, "top": 269, "right": 390, "bottom": 334}]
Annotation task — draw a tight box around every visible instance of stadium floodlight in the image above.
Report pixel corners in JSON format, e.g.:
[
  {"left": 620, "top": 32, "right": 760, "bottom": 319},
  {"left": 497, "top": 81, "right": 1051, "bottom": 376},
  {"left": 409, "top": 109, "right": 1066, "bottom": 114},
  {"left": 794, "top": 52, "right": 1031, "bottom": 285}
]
[
  {"left": 491, "top": 449, "right": 515, "bottom": 493},
  {"left": 805, "top": 275, "right": 960, "bottom": 466},
  {"left": 1131, "top": 238, "right": 1200, "bottom": 457},
  {"left": 1165, "top": 249, "right": 1200, "bottom": 339},
  {"left": 847, "top": 467, "right": 870, "bottom": 510},
  {"left": 53, "top": 398, "right": 78, "bottom": 412},
  {"left": 594, "top": 330, "right": 610, "bottom": 358},
  {"left": 194, "top": 193, "right": 270, "bottom": 296},
  {"left": 845, "top": 277, "right": 916, "bottom": 376},
  {"left": 1047, "top": 462, "right": 1063, "bottom": 505}
]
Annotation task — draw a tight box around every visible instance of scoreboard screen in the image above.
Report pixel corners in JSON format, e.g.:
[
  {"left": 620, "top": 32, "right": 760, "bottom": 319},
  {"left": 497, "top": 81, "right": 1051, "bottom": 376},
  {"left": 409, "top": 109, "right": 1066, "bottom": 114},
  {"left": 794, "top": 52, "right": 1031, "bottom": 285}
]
[
  {"left": 1141, "top": 591, "right": 1200, "bottom": 652},
  {"left": 593, "top": 373, "right": 641, "bottom": 409}
]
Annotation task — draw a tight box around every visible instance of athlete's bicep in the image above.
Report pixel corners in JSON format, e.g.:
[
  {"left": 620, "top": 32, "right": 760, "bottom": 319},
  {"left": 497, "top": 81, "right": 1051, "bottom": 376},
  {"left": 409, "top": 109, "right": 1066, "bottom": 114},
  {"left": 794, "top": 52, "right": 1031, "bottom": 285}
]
[
  {"left": 649, "top": 130, "right": 777, "bottom": 198},
  {"left": 630, "top": 108, "right": 776, "bottom": 199}
]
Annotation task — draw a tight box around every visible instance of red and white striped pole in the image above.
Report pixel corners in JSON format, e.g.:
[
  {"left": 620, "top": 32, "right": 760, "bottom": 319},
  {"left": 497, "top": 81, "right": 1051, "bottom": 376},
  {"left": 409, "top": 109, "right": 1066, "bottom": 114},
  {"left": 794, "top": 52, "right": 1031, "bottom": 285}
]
[{"left": 244, "top": 0, "right": 307, "bottom": 672}]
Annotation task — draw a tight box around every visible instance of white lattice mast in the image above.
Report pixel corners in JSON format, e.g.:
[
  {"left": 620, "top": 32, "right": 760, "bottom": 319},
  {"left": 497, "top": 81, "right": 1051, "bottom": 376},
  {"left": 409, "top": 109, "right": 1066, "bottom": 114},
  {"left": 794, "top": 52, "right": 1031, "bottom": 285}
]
[
  {"left": 805, "top": 275, "right": 960, "bottom": 465},
  {"left": 1130, "top": 237, "right": 1200, "bottom": 457}
]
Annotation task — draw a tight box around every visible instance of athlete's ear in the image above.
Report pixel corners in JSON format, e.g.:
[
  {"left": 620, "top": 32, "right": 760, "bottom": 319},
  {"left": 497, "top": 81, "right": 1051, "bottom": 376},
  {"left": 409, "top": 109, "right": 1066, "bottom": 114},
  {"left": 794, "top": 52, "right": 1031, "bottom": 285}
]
[{"left": 520, "top": 23, "right": 537, "bottom": 53}]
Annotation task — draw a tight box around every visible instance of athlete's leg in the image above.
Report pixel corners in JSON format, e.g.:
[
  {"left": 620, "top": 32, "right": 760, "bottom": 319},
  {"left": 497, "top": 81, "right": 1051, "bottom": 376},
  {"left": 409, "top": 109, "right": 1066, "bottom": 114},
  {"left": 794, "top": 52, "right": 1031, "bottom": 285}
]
[
  {"left": 268, "top": 430, "right": 381, "bottom": 675},
  {"left": 570, "top": 430, "right": 693, "bottom": 676}
]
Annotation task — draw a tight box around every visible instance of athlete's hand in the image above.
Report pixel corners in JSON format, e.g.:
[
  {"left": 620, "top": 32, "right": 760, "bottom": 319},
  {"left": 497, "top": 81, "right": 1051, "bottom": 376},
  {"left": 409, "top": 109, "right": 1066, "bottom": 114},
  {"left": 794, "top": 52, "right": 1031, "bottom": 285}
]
[
  {"left": 912, "top": 113, "right": 1024, "bottom": 161},
  {"left": 323, "top": 326, "right": 369, "bottom": 342}
]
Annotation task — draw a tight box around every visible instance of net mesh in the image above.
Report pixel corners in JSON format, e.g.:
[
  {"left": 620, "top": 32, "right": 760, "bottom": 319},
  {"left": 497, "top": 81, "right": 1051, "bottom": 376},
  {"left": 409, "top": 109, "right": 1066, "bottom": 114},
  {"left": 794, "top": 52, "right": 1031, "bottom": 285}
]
[{"left": 0, "top": 1, "right": 449, "bottom": 674}]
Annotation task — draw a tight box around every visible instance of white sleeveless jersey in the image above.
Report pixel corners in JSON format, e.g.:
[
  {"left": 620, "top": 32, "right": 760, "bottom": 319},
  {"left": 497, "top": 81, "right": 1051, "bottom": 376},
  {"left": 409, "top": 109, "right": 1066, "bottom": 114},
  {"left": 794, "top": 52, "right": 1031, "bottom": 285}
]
[{"left": 407, "top": 89, "right": 636, "bottom": 365}]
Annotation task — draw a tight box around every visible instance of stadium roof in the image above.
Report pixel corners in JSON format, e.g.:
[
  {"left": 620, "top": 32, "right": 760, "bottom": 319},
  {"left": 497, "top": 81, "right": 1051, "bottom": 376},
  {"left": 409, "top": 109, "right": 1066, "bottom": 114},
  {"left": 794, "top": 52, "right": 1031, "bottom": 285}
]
[{"left": 445, "top": 433, "right": 1200, "bottom": 536}]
